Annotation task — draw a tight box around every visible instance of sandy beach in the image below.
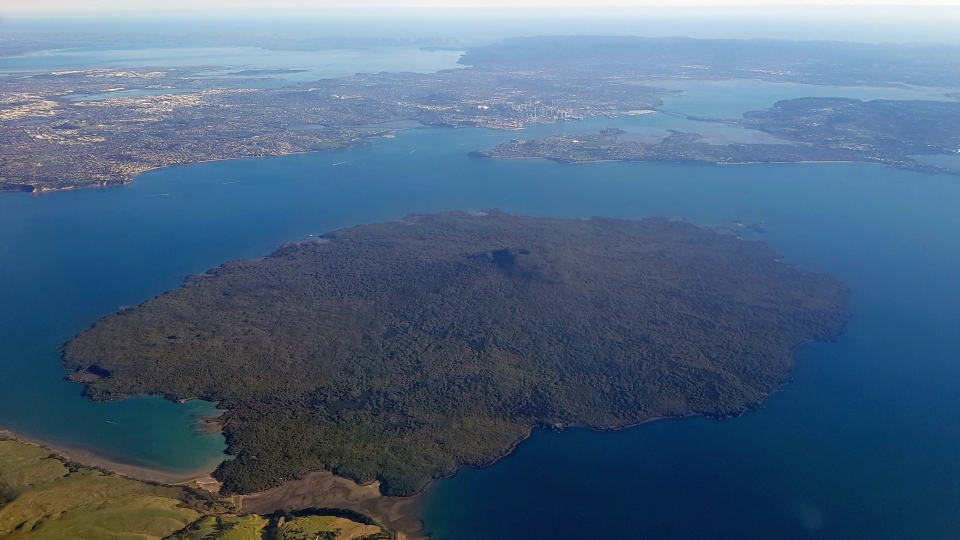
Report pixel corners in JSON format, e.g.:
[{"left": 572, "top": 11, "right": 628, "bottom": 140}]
[{"left": 0, "top": 425, "right": 223, "bottom": 490}]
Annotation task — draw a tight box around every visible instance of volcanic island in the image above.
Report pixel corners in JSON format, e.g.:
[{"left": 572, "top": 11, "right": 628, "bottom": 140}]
[{"left": 62, "top": 211, "right": 847, "bottom": 499}]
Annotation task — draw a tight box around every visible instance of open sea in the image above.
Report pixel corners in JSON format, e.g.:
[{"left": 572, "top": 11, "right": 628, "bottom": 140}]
[{"left": 2, "top": 49, "right": 960, "bottom": 539}]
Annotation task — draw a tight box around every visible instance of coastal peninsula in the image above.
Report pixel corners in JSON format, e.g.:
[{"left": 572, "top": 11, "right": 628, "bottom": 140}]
[
  {"left": 62, "top": 211, "right": 847, "bottom": 497},
  {"left": 4, "top": 35, "right": 960, "bottom": 192},
  {"left": 0, "top": 63, "right": 661, "bottom": 193},
  {"left": 471, "top": 98, "right": 960, "bottom": 175}
]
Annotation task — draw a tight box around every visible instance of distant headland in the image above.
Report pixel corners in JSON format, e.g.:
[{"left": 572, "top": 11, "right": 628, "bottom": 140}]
[
  {"left": 470, "top": 98, "right": 960, "bottom": 176},
  {"left": 4, "top": 35, "right": 960, "bottom": 193}
]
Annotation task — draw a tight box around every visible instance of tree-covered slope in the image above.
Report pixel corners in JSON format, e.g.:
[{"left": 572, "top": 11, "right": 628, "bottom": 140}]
[{"left": 63, "top": 211, "right": 847, "bottom": 496}]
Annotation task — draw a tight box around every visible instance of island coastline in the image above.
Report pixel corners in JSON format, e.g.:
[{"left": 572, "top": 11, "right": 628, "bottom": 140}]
[
  {"left": 62, "top": 211, "right": 848, "bottom": 500},
  {"left": 0, "top": 423, "right": 222, "bottom": 487}
]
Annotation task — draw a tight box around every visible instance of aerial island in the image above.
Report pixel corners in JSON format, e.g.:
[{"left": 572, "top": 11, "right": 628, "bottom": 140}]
[
  {"left": 3, "top": 36, "right": 960, "bottom": 192},
  {"left": 470, "top": 98, "right": 960, "bottom": 175},
  {"left": 62, "top": 211, "right": 848, "bottom": 498}
]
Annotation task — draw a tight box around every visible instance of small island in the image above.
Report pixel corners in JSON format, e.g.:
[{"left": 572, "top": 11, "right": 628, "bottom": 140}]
[{"left": 62, "top": 211, "right": 847, "bottom": 497}]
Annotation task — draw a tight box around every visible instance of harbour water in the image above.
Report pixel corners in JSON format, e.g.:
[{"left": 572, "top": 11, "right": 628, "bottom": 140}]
[
  {"left": 2, "top": 52, "right": 960, "bottom": 537},
  {"left": 0, "top": 45, "right": 464, "bottom": 83}
]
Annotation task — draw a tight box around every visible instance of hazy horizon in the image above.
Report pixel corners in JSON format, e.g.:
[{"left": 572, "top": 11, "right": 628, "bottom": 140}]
[{"left": 3, "top": 5, "right": 960, "bottom": 45}]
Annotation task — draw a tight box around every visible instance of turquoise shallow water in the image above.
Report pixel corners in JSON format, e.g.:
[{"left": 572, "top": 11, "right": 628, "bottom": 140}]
[{"left": 1, "top": 63, "right": 960, "bottom": 535}]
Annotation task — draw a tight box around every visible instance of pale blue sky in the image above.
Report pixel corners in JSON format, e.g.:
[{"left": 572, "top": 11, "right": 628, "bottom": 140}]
[
  {"left": 3, "top": 1, "right": 959, "bottom": 44},
  {"left": 7, "top": 0, "right": 959, "bottom": 14}
]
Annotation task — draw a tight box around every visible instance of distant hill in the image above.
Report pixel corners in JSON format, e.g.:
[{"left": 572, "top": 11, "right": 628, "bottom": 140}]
[{"left": 462, "top": 36, "right": 960, "bottom": 87}]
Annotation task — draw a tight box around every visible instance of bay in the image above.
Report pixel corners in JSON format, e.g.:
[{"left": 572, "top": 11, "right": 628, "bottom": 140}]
[
  {"left": 1, "top": 62, "right": 959, "bottom": 536},
  {"left": 0, "top": 46, "right": 464, "bottom": 84}
]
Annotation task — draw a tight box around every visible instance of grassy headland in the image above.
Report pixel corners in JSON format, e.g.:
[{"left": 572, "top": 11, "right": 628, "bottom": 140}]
[{"left": 0, "top": 434, "right": 397, "bottom": 539}]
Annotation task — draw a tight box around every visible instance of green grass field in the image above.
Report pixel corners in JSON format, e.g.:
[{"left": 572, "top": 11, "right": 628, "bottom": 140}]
[
  {"left": 1, "top": 437, "right": 395, "bottom": 540},
  {"left": 1, "top": 439, "right": 200, "bottom": 539},
  {"left": 172, "top": 514, "right": 268, "bottom": 540},
  {"left": 277, "top": 515, "right": 390, "bottom": 540}
]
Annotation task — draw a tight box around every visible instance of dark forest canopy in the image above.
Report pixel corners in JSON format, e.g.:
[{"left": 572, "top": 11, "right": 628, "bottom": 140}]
[{"left": 63, "top": 212, "right": 847, "bottom": 496}]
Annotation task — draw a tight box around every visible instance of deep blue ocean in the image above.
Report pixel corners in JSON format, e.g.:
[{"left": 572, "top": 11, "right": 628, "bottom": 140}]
[{"left": 1, "top": 59, "right": 960, "bottom": 537}]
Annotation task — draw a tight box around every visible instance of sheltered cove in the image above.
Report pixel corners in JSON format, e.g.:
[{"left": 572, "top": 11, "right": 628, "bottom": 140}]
[{"left": 62, "top": 211, "right": 847, "bottom": 498}]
